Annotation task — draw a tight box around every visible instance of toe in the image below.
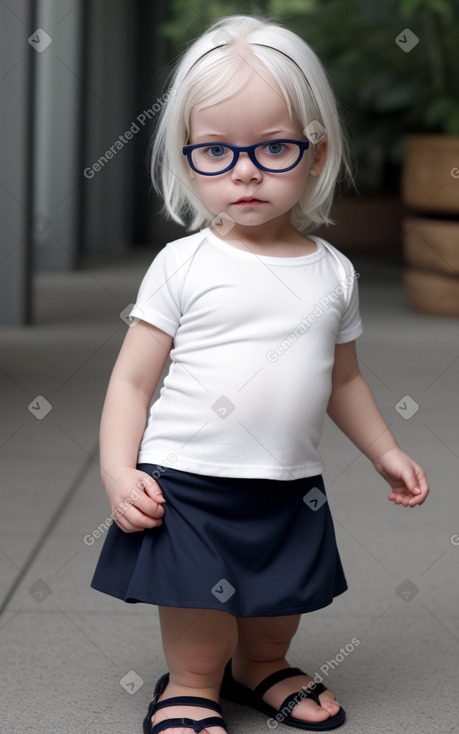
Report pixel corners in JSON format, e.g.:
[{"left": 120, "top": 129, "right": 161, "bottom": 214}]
[
  {"left": 291, "top": 698, "right": 332, "bottom": 723},
  {"left": 320, "top": 698, "right": 341, "bottom": 716},
  {"left": 150, "top": 722, "right": 226, "bottom": 734},
  {"left": 287, "top": 680, "right": 341, "bottom": 723},
  {"left": 318, "top": 688, "right": 341, "bottom": 716}
]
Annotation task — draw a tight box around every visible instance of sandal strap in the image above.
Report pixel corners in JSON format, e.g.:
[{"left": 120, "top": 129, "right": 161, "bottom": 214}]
[
  {"left": 151, "top": 716, "right": 226, "bottom": 734},
  {"left": 153, "top": 695, "right": 222, "bottom": 715},
  {"left": 279, "top": 682, "right": 327, "bottom": 712},
  {"left": 253, "top": 667, "right": 306, "bottom": 698}
]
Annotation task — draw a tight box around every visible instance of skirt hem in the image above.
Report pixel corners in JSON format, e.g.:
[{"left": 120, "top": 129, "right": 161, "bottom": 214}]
[
  {"left": 90, "top": 580, "right": 348, "bottom": 617},
  {"left": 91, "top": 465, "right": 348, "bottom": 617}
]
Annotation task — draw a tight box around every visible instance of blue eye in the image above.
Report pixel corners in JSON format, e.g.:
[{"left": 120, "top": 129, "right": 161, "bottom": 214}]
[
  {"left": 206, "top": 145, "right": 227, "bottom": 158},
  {"left": 266, "top": 142, "right": 285, "bottom": 155}
]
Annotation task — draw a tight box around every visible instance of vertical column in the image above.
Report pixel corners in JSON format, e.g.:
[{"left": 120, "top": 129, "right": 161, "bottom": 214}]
[
  {"left": 81, "top": 0, "right": 137, "bottom": 257},
  {"left": 0, "top": 0, "right": 33, "bottom": 324},
  {"left": 31, "top": 0, "right": 84, "bottom": 272}
]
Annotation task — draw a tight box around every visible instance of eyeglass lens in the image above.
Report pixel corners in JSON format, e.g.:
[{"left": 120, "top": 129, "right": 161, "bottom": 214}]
[{"left": 190, "top": 141, "right": 303, "bottom": 173}]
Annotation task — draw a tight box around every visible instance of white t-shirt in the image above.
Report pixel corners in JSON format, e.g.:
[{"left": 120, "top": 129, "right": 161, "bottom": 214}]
[{"left": 130, "top": 228, "right": 363, "bottom": 480}]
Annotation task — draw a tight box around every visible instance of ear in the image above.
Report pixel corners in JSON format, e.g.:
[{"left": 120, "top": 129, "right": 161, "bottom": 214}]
[{"left": 310, "top": 136, "right": 327, "bottom": 176}]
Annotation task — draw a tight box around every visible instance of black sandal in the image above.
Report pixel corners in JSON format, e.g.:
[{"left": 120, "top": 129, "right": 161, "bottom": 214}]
[
  {"left": 143, "top": 672, "right": 228, "bottom": 734},
  {"left": 220, "top": 660, "right": 345, "bottom": 731}
]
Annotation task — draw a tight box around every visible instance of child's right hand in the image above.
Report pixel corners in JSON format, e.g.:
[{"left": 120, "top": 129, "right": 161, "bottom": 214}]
[{"left": 102, "top": 467, "right": 166, "bottom": 533}]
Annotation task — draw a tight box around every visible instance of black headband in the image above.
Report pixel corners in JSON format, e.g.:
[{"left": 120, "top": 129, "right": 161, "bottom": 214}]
[
  {"left": 185, "top": 41, "right": 312, "bottom": 89},
  {"left": 183, "top": 40, "right": 321, "bottom": 147}
]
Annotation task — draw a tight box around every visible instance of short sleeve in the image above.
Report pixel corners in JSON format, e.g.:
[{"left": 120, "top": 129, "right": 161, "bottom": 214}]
[
  {"left": 129, "top": 245, "right": 183, "bottom": 337},
  {"left": 336, "top": 271, "right": 363, "bottom": 344},
  {"left": 316, "top": 237, "right": 363, "bottom": 345}
]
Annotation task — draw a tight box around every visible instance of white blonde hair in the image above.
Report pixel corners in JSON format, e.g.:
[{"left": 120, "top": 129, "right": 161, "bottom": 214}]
[{"left": 151, "top": 14, "right": 352, "bottom": 233}]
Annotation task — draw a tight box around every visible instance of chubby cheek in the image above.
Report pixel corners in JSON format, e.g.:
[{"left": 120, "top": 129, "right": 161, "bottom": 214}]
[
  {"left": 192, "top": 178, "right": 224, "bottom": 215},
  {"left": 280, "top": 166, "right": 310, "bottom": 208}
]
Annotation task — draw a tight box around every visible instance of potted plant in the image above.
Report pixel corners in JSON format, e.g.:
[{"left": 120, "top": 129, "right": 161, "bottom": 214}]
[
  {"left": 159, "top": 0, "right": 459, "bottom": 307},
  {"left": 396, "top": 1, "right": 459, "bottom": 315},
  {"left": 287, "top": 0, "right": 459, "bottom": 305}
]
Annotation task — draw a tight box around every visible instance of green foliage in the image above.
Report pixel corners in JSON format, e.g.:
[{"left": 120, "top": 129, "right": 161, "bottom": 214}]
[{"left": 159, "top": 0, "right": 459, "bottom": 189}]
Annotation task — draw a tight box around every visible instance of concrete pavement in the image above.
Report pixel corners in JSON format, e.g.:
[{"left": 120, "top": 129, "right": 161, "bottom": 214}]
[{"left": 1, "top": 250, "right": 458, "bottom": 733}]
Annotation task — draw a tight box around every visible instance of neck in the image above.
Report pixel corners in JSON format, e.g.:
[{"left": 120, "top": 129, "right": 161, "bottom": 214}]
[
  {"left": 215, "top": 213, "right": 295, "bottom": 247},
  {"left": 210, "top": 216, "right": 317, "bottom": 258}
]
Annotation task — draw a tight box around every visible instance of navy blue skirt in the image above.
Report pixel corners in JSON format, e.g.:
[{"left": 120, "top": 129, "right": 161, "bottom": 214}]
[{"left": 91, "top": 464, "right": 347, "bottom": 617}]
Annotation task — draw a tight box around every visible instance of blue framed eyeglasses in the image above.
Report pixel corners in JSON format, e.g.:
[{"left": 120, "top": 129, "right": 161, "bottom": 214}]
[{"left": 182, "top": 139, "right": 310, "bottom": 176}]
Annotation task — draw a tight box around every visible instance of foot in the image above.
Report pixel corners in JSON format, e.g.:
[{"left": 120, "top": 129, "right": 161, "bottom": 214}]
[
  {"left": 231, "top": 658, "right": 341, "bottom": 724},
  {"left": 151, "top": 680, "right": 227, "bottom": 734}
]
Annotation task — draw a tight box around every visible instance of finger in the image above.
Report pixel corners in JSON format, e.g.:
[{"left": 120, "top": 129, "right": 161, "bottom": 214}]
[
  {"left": 129, "top": 490, "right": 165, "bottom": 519},
  {"left": 391, "top": 491, "right": 420, "bottom": 508},
  {"left": 399, "top": 464, "right": 420, "bottom": 494},
  {"left": 112, "top": 490, "right": 165, "bottom": 522},
  {"left": 408, "top": 487, "right": 429, "bottom": 507},
  {"left": 389, "top": 492, "right": 409, "bottom": 506},
  {"left": 131, "top": 510, "right": 164, "bottom": 529},
  {"left": 142, "top": 479, "right": 166, "bottom": 503},
  {"left": 405, "top": 461, "right": 430, "bottom": 493},
  {"left": 403, "top": 478, "right": 428, "bottom": 506},
  {"left": 139, "top": 474, "right": 166, "bottom": 502},
  {"left": 410, "top": 472, "right": 430, "bottom": 505},
  {"left": 115, "top": 506, "right": 164, "bottom": 532}
]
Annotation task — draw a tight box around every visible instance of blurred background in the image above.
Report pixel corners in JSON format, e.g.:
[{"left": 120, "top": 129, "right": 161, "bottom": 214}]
[
  {"left": 1, "top": 3, "right": 459, "bottom": 732},
  {"left": 2, "top": 0, "right": 459, "bottom": 324}
]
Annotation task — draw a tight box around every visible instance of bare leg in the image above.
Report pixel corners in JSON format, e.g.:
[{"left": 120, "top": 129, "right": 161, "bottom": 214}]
[
  {"left": 151, "top": 606, "right": 238, "bottom": 734},
  {"left": 232, "top": 615, "right": 341, "bottom": 724}
]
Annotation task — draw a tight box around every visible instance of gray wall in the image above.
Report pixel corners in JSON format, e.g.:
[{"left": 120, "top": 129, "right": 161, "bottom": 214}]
[
  {"left": 0, "top": 0, "right": 170, "bottom": 325},
  {"left": 31, "top": 0, "right": 84, "bottom": 272},
  {"left": 0, "top": 0, "right": 33, "bottom": 324}
]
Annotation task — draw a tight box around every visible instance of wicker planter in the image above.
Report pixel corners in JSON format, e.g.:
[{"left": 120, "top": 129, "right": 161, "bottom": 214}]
[
  {"left": 402, "top": 135, "right": 459, "bottom": 214},
  {"left": 402, "top": 135, "right": 459, "bottom": 316}
]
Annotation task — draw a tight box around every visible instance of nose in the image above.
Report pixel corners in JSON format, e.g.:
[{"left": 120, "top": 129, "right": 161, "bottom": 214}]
[{"left": 231, "top": 152, "right": 263, "bottom": 182}]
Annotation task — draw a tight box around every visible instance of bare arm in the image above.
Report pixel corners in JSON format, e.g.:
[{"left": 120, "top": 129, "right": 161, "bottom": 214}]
[
  {"left": 99, "top": 319, "right": 174, "bottom": 531},
  {"left": 326, "top": 341, "right": 429, "bottom": 507}
]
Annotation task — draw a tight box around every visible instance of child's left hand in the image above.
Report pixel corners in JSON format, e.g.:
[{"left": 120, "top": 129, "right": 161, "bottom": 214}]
[{"left": 373, "top": 447, "right": 430, "bottom": 507}]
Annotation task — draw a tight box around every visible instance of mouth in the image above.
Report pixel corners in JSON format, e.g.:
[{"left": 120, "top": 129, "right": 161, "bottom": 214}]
[{"left": 232, "top": 197, "right": 267, "bottom": 206}]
